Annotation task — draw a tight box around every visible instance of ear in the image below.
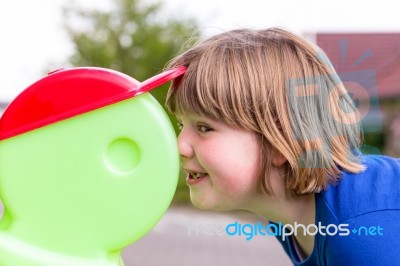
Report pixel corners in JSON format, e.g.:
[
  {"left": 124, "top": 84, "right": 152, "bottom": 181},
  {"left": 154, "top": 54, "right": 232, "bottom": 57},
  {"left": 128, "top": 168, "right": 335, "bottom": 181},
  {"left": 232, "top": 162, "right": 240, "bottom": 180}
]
[
  {"left": 272, "top": 148, "right": 287, "bottom": 167},
  {"left": 271, "top": 118, "right": 287, "bottom": 167}
]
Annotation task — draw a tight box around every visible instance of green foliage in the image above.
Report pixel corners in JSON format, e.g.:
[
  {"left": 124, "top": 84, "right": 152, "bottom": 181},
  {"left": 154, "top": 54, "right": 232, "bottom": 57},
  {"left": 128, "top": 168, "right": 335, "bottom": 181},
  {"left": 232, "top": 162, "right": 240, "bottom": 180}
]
[
  {"left": 63, "top": 0, "right": 199, "bottom": 204},
  {"left": 63, "top": 0, "right": 198, "bottom": 80}
]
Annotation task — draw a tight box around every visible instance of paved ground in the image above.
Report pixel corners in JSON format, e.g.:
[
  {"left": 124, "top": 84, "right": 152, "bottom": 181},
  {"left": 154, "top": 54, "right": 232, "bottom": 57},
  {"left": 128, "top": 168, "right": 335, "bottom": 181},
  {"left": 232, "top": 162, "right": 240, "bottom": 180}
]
[
  {"left": 122, "top": 205, "right": 292, "bottom": 266},
  {"left": 0, "top": 203, "right": 291, "bottom": 265}
]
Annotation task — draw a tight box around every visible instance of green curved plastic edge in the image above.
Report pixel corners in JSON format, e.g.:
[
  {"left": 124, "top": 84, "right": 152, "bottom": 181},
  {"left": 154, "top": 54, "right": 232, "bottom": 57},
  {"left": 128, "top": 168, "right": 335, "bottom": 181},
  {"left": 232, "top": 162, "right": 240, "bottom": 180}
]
[{"left": 0, "top": 93, "right": 179, "bottom": 266}]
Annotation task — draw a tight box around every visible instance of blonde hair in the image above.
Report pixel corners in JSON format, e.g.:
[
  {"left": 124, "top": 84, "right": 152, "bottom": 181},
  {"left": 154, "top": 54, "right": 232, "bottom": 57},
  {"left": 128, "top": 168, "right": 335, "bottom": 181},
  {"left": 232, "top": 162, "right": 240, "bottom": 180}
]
[{"left": 165, "top": 28, "right": 365, "bottom": 195}]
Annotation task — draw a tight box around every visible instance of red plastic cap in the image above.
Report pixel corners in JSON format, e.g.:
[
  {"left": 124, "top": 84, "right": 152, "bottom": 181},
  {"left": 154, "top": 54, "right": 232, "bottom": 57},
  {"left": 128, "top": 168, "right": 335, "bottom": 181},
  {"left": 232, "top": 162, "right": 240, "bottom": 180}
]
[{"left": 0, "top": 66, "right": 186, "bottom": 141}]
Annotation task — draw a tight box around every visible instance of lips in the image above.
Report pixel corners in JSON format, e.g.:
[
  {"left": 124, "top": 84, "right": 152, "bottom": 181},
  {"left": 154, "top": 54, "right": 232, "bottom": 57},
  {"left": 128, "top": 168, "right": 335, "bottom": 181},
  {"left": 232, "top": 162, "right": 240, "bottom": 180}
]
[
  {"left": 185, "top": 171, "right": 208, "bottom": 185},
  {"left": 188, "top": 172, "right": 207, "bottom": 179}
]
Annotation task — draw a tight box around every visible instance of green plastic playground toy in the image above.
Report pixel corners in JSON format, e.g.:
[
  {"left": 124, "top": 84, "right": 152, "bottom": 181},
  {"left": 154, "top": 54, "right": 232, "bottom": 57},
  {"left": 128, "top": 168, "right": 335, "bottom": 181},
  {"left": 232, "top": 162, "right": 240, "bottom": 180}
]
[{"left": 0, "top": 66, "right": 186, "bottom": 266}]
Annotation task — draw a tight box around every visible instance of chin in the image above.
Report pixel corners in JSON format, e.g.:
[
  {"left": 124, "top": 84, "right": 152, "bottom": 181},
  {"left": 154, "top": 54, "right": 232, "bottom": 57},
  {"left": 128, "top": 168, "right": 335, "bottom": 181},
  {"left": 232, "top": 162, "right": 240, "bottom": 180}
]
[
  {"left": 189, "top": 193, "right": 215, "bottom": 210},
  {"left": 190, "top": 197, "right": 212, "bottom": 210},
  {"left": 190, "top": 194, "right": 235, "bottom": 211},
  {"left": 191, "top": 202, "right": 211, "bottom": 210}
]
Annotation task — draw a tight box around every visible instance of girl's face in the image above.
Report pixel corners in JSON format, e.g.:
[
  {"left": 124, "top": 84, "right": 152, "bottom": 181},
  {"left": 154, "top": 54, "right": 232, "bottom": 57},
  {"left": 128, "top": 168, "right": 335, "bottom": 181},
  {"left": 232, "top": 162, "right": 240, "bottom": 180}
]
[{"left": 177, "top": 113, "right": 261, "bottom": 211}]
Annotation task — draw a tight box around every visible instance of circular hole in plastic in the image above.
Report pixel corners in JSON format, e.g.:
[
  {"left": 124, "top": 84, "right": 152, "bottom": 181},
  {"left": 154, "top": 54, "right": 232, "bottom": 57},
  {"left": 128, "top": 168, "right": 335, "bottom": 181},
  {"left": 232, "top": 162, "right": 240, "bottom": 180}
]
[{"left": 105, "top": 138, "right": 140, "bottom": 174}]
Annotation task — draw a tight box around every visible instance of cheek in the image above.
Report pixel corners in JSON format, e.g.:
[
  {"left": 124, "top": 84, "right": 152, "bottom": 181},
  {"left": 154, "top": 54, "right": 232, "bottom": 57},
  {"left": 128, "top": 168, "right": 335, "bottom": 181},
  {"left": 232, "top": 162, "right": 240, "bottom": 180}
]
[
  {"left": 224, "top": 137, "right": 260, "bottom": 176},
  {"left": 220, "top": 176, "right": 258, "bottom": 195},
  {"left": 207, "top": 141, "right": 261, "bottom": 193}
]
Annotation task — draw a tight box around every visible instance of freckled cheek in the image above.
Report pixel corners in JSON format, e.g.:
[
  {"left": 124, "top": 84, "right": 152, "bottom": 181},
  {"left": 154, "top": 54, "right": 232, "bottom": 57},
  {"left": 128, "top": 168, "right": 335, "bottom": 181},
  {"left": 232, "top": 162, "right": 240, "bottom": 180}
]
[
  {"left": 197, "top": 140, "right": 260, "bottom": 193},
  {"left": 224, "top": 177, "right": 256, "bottom": 193},
  {"left": 209, "top": 159, "right": 260, "bottom": 195},
  {"left": 233, "top": 159, "right": 260, "bottom": 192}
]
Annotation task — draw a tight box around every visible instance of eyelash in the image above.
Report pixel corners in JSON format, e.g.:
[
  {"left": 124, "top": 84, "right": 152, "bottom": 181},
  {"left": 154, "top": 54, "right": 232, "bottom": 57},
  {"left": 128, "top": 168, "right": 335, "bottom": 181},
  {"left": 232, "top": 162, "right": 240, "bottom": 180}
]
[
  {"left": 176, "top": 122, "right": 212, "bottom": 133},
  {"left": 196, "top": 124, "right": 212, "bottom": 133}
]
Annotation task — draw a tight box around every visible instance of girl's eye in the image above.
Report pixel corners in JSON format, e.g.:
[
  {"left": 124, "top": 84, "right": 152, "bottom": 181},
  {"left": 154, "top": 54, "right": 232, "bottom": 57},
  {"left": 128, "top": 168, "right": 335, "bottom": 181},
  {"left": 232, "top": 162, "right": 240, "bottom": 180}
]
[{"left": 197, "top": 124, "right": 212, "bottom": 133}]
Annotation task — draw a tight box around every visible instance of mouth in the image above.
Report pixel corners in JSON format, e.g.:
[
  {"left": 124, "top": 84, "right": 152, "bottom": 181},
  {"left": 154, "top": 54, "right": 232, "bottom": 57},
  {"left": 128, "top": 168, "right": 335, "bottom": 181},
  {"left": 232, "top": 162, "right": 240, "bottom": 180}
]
[{"left": 186, "top": 171, "right": 208, "bottom": 185}]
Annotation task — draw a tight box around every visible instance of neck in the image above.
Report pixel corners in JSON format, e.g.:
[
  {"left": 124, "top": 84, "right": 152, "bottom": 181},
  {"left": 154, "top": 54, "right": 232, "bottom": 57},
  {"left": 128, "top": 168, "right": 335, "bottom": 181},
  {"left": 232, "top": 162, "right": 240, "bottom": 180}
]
[
  {"left": 247, "top": 190, "right": 315, "bottom": 225},
  {"left": 244, "top": 189, "right": 316, "bottom": 257}
]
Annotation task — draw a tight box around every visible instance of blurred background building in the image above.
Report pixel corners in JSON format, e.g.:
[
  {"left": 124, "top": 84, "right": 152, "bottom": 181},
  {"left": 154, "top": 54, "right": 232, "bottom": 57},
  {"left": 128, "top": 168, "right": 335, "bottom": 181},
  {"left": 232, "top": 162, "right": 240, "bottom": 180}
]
[{"left": 316, "top": 32, "right": 400, "bottom": 157}]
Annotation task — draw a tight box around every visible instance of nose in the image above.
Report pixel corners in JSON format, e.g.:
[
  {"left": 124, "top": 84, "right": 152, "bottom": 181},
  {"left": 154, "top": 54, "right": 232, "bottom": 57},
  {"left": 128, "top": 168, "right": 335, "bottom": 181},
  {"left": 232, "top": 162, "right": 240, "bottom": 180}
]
[{"left": 177, "top": 130, "right": 194, "bottom": 159}]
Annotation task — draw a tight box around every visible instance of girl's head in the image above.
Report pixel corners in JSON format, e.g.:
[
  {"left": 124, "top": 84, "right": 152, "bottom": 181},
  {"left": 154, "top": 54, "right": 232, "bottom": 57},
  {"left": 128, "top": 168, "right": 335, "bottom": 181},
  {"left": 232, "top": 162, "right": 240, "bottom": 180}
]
[{"left": 166, "top": 28, "right": 364, "bottom": 196}]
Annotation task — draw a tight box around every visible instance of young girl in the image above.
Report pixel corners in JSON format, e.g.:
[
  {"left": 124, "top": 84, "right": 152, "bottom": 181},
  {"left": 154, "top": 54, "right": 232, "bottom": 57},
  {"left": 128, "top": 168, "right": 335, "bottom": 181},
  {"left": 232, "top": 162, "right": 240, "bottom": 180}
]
[{"left": 165, "top": 28, "right": 400, "bottom": 265}]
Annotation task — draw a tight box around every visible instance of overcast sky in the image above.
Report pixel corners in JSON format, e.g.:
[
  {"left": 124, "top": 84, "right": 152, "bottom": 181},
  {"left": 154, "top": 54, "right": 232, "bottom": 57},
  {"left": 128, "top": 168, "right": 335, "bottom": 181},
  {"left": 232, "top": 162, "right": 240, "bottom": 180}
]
[{"left": 1, "top": 0, "right": 399, "bottom": 101}]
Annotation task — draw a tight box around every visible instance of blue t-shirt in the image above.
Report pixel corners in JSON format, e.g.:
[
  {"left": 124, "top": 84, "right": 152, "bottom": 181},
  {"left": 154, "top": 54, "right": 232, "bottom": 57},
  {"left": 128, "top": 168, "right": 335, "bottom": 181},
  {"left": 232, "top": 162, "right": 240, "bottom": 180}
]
[{"left": 274, "top": 154, "right": 400, "bottom": 265}]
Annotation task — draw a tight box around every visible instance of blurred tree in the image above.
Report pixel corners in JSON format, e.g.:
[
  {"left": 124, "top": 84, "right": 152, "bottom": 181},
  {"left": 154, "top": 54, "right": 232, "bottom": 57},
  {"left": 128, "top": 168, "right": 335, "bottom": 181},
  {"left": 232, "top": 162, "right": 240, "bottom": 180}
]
[
  {"left": 63, "top": 0, "right": 198, "bottom": 80},
  {"left": 63, "top": 0, "right": 199, "bottom": 203}
]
